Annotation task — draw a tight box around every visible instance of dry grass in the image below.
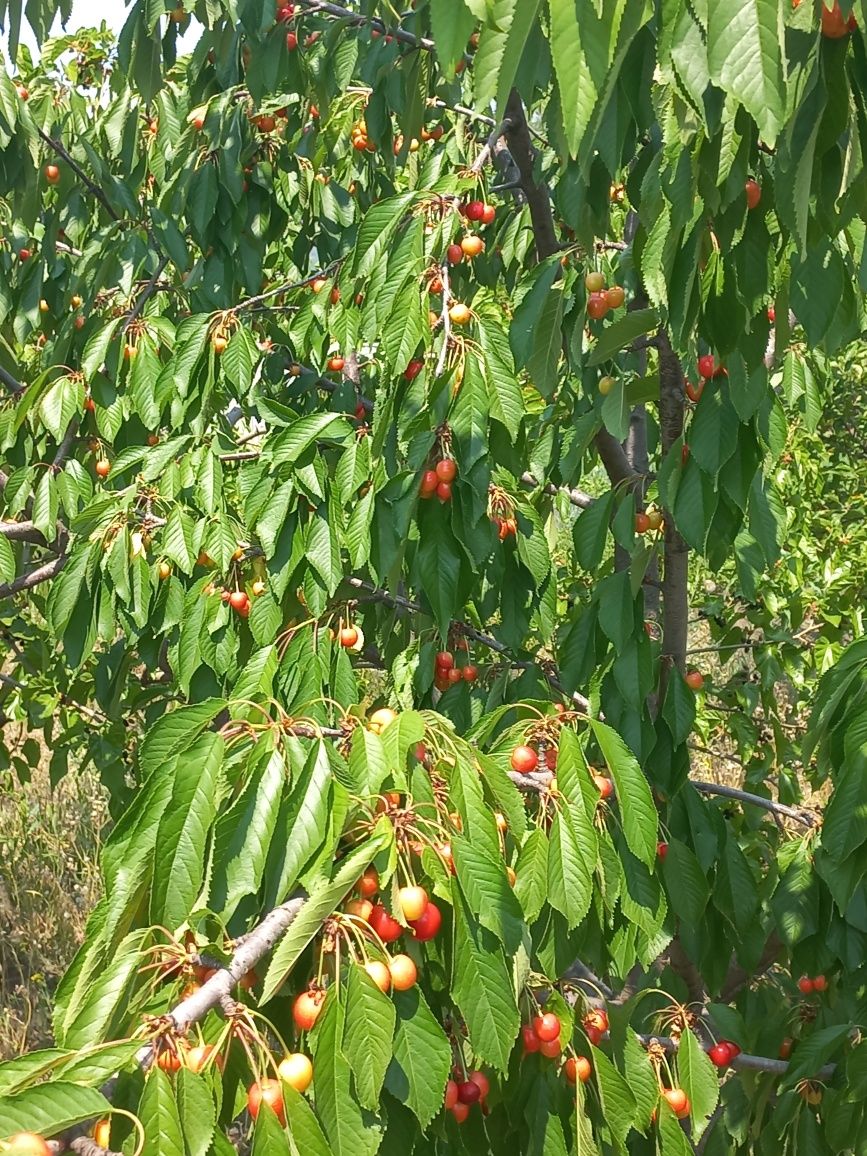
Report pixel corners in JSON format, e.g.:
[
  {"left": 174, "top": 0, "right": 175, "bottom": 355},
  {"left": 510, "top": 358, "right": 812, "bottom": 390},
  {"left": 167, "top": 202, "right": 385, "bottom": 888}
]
[{"left": 0, "top": 742, "right": 107, "bottom": 1060}]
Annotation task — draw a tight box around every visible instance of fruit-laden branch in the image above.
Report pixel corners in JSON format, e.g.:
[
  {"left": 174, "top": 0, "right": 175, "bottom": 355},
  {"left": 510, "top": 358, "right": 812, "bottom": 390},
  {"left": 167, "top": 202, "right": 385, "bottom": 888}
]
[
  {"left": 656, "top": 329, "right": 689, "bottom": 697},
  {"left": 35, "top": 127, "right": 121, "bottom": 223},
  {"left": 123, "top": 253, "right": 170, "bottom": 332},
  {"left": 0, "top": 553, "right": 67, "bottom": 599},
  {"left": 295, "top": 0, "right": 436, "bottom": 50},
  {"left": 162, "top": 896, "right": 306, "bottom": 1040},
  {"left": 520, "top": 472, "right": 595, "bottom": 510},
  {"left": 345, "top": 576, "right": 592, "bottom": 713},
  {"left": 636, "top": 1035, "right": 835, "bottom": 1079}
]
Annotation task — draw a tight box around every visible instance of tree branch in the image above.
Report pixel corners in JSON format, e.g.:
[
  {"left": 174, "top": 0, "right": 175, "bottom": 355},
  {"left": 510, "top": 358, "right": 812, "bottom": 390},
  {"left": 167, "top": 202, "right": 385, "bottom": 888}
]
[
  {"left": 636, "top": 1034, "right": 835, "bottom": 1079},
  {"left": 0, "top": 362, "right": 25, "bottom": 394},
  {"left": 346, "top": 576, "right": 591, "bottom": 713},
  {"left": 36, "top": 127, "right": 121, "bottom": 222},
  {"left": 296, "top": 0, "right": 436, "bottom": 49},
  {"left": 690, "top": 781, "right": 818, "bottom": 827},
  {"left": 123, "top": 253, "right": 170, "bottom": 333},
  {"left": 0, "top": 554, "right": 67, "bottom": 599}
]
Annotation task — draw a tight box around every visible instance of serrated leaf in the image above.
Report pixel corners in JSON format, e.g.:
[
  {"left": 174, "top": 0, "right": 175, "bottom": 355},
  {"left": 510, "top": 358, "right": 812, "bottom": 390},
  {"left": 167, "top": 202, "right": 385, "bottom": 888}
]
[
  {"left": 139, "top": 1067, "right": 185, "bottom": 1156},
  {"left": 313, "top": 994, "right": 382, "bottom": 1156},
  {"left": 451, "top": 884, "right": 520, "bottom": 1071},
  {"left": 707, "top": 0, "right": 785, "bottom": 146},
  {"left": 547, "top": 806, "right": 593, "bottom": 929},
  {"left": 675, "top": 1028, "right": 719, "bottom": 1135},
  {"left": 452, "top": 832, "right": 525, "bottom": 951},
  {"left": 262, "top": 833, "right": 389, "bottom": 1002},
  {"left": 0, "top": 1082, "right": 110, "bottom": 1142},
  {"left": 283, "top": 1084, "right": 332, "bottom": 1156},
  {"left": 513, "top": 828, "right": 549, "bottom": 923},
  {"left": 150, "top": 732, "right": 223, "bottom": 931},
  {"left": 175, "top": 1068, "right": 216, "bottom": 1156},
  {"left": 589, "top": 719, "right": 657, "bottom": 866},
  {"left": 661, "top": 840, "right": 709, "bottom": 926},
  {"left": 385, "top": 987, "right": 451, "bottom": 1129},
  {"left": 344, "top": 964, "right": 396, "bottom": 1111}
]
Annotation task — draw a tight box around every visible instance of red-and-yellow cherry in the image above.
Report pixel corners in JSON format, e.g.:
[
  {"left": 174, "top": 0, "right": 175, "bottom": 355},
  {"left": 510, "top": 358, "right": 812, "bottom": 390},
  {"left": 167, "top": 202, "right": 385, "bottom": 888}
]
[
  {"left": 293, "top": 989, "right": 324, "bottom": 1031},
  {"left": 663, "top": 1088, "right": 691, "bottom": 1119},
  {"left": 248, "top": 1078, "right": 286, "bottom": 1124},
  {"left": 564, "top": 1055, "right": 592, "bottom": 1084},
  {"left": 364, "top": 959, "right": 392, "bottom": 992},
  {"left": 533, "top": 1012, "right": 561, "bottom": 1042},
  {"left": 369, "top": 904, "right": 402, "bottom": 942},
  {"left": 398, "top": 885, "right": 429, "bottom": 921},
  {"left": 685, "top": 669, "right": 704, "bottom": 691},
  {"left": 4, "top": 1135, "right": 52, "bottom": 1155},
  {"left": 408, "top": 900, "right": 442, "bottom": 941},
  {"left": 389, "top": 953, "right": 417, "bottom": 990},
  {"left": 358, "top": 867, "right": 379, "bottom": 897},
  {"left": 510, "top": 745, "right": 538, "bottom": 773}
]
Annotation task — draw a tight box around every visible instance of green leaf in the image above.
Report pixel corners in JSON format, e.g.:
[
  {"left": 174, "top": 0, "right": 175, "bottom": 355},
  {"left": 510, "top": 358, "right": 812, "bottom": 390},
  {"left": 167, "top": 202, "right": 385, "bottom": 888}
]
[
  {"left": 353, "top": 196, "right": 418, "bottom": 279},
  {"left": 429, "top": 0, "right": 476, "bottom": 76},
  {"left": 452, "top": 831, "right": 525, "bottom": 951},
  {"left": 416, "top": 513, "right": 461, "bottom": 639},
  {"left": 313, "top": 994, "right": 382, "bottom": 1156},
  {"left": 573, "top": 492, "right": 613, "bottom": 572},
  {"left": 588, "top": 308, "right": 659, "bottom": 365},
  {"left": 675, "top": 1028, "right": 719, "bottom": 1134},
  {"left": 589, "top": 719, "right": 657, "bottom": 866},
  {"left": 590, "top": 1046, "right": 637, "bottom": 1142},
  {"left": 82, "top": 318, "right": 123, "bottom": 378},
  {"left": 175, "top": 1068, "right": 216, "bottom": 1156},
  {"left": 781, "top": 1024, "right": 851, "bottom": 1090},
  {"left": 707, "top": 0, "right": 786, "bottom": 146},
  {"left": 661, "top": 840, "right": 709, "bottom": 926},
  {"left": 0, "top": 1082, "right": 110, "bottom": 1141},
  {"left": 451, "top": 884, "right": 520, "bottom": 1072},
  {"left": 547, "top": 805, "right": 593, "bottom": 929},
  {"left": 262, "top": 832, "right": 389, "bottom": 1002},
  {"left": 474, "top": 0, "right": 544, "bottom": 118},
  {"left": 150, "top": 732, "right": 223, "bottom": 931},
  {"left": 662, "top": 671, "right": 697, "bottom": 747},
  {"left": 343, "top": 964, "right": 397, "bottom": 1112},
  {"left": 252, "top": 1100, "right": 291, "bottom": 1154},
  {"left": 139, "top": 1067, "right": 185, "bottom": 1156},
  {"left": 139, "top": 700, "right": 226, "bottom": 779},
  {"left": 689, "top": 384, "right": 741, "bottom": 479},
  {"left": 282, "top": 1084, "right": 333, "bottom": 1156},
  {"left": 822, "top": 758, "right": 867, "bottom": 862},
  {"left": 385, "top": 987, "right": 452, "bottom": 1129},
  {"left": 513, "top": 828, "right": 549, "bottom": 922}
]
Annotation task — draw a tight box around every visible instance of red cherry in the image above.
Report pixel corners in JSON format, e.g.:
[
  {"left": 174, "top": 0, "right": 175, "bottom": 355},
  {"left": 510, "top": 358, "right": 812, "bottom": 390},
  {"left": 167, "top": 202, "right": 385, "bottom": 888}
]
[
  {"left": 420, "top": 469, "right": 439, "bottom": 496},
  {"left": 586, "top": 292, "right": 609, "bottom": 320},
  {"left": 464, "top": 200, "right": 485, "bottom": 221},
  {"left": 229, "top": 590, "right": 249, "bottom": 612},
  {"left": 565, "top": 1055, "right": 592, "bottom": 1084},
  {"left": 436, "top": 650, "right": 454, "bottom": 670},
  {"left": 447, "top": 243, "right": 463, "bottom": 265},
  {"left": 681, "top": 443, "right": 690, "bottom": 464},
  {"left": 451, "top": 1101, "right": 469, "bottom": 1123},
  {"left": 286, "top": 31, "right": 298, "bottom": 49},
  {"left": 697, "top": 353, "right": 716, "bottom": 379},
  {"left": 685, "top": 670, "right": 704, "bottom": 691},
  {"left": 408, "top": 900, "right": 442, "bottom": 940},
  {"left": 657, "top": 841, "right": 669, "bottom": 860},
  {"left": 663, "top": 1088, "right": 690, "bottom": 1119},
  {"left": 522, "top": 1024, "right": 541, "bottom": 1053},
  {"left": 797, "top": 975, "right": 814, "bottom": 994},
  {"left": 292, "top": 990, "right": 323, "bottom": 1031},
  {"left": 745, "top": 179, "right": 761, "bottom": 210},
  {"left": 685, "top": 379, "right": 704, "bottom": 403},
  {"left": 481, "top": 204, "right": 496, "bottom": 225},
  {"left": 435, "top": 458, "right": 457, "bottom": 482},
  {"left": 18, "top": 247, "right": 31, "bottom": 261},
  {"left": 812, "top": 975, "right": 828, "bottom": 992},
  {"left": 369, "top": 904, "right": 402, "bottom": 942},
  {"left": 468, "top": 1070, "right": 490, "bottom": 1101},
  {"left": 462, "top": 664, "right": 478, "bottom": 682},
  {"left": 248, "top": 1079, "right": 285, "bottom": 1125},
  {"left": 533, "top": 1013, "right": 560, "bottom": 1042},
  {"left": 447, "top": 667, "right": 462, "bottom": 684},
  {"left": 338, "top": 625, "right": 359, "bottom": 648},
  {"left": 435, "top": 481, "right": 452, "bottom": 501},
  {"left": 709, "top": 1042, "right": 733, "bottom": 1067},
  {"left": 539, "top": 1037, "right": 561, "bottom": 1058},
  {"left": 457, "top": 1080, "right": 481, "bottom": 1105},
  {"left": 444, "top": 1079, "right": 459, "bottom": 1109},
  {"left": 404, "top": 359, "right": 424, "bottom": 381},
  {"left": 510, "top": 745, "right": 538, "bottom": 773},
  {"left": 768, "top": 305, "right": 776, "bottom": 322}
]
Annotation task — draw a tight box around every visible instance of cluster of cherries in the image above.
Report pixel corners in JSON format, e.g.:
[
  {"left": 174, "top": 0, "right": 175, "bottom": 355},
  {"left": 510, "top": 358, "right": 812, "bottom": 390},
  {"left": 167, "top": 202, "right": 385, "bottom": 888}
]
[
  {"left": 447, "top": 234, "right": 484, "bottom": 264},
  {"left": 708, "top": 1039, "right": 742, "bottom": 1068},
  {"left": 434, "top": 648, "right": 478, "bottom": 690},
  {"left": 444, "top": 1068, "right": 491, "bottom": 1123},
  {"left": 797, "top": 974, "right": 828, "bottom": 994},
  {"left": 522, "top": 1008, "right": 598, "bottom": 1083},
  {"left": 585, "top": 271, "right": 626, "bottom": 320},
  {"left": 635, "top": 509, "right": 663, "bottom": 535},
  {"left": 685, "top": 353, "right": 727, "bottom": 402},
  {"left": 420, "top": 457, "right": 457, "bottom": 501},
  {"left": 509, "top": 743, "right": 614, "bottom": 798}
]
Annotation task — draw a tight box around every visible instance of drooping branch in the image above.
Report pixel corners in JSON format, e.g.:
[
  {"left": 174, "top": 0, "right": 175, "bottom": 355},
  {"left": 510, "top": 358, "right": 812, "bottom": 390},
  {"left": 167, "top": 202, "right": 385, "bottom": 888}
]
[
  {"left": 0, "top": 553, "right": 67, "bottom": 599},
  {"left": 36, "top": 127, "right": 121, "bottom": 223},
  {"left": 345, "top": 576, "right": 592, "bottom": 713},
  {"left": 0, "top": 362, "right": 25, "bottom": 394},
  {"left": 691, "top": 781, "right": 818, "bottom": 827},
  {"left": 295, "top": 0, "right": 436, "bottom": 50},
  {"left": 635, "top": 1034, "right": 835, "bottom": 1079}
]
